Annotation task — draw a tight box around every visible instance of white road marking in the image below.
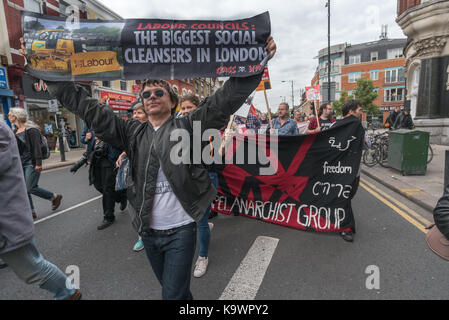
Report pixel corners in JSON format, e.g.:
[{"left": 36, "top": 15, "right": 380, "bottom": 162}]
[
  {"left": 219, "top": 236, "right": 279, "bottom": 300},
  {"left": 34, "top": 196, "right": 102, "bottom": 225}
]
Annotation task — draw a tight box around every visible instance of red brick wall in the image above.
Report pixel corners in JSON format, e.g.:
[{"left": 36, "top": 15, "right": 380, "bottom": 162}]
[
  {"left": 311, "top": 72, "right": 319, "bottom": 86},
  {"left": 46, "top": 0, "right": 59, "bottom": 7},
  {"left": 166, "top": 80, "right": 194, "bottom": 96},
  {"left": 341, "top": 58, "right": 406, "bottom": 120},
  {"left": 5, "top": 0, "right": 25, "bottom": 65},
  {"left": 397, "top": 0, "right": 421, "bottom": 16}
]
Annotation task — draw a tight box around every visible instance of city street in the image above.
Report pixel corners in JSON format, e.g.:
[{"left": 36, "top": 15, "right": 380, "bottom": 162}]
[{"left": 1, "top": 165, "right": 448, "bottom": 300}]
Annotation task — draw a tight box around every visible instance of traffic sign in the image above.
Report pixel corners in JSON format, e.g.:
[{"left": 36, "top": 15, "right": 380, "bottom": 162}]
[{"left": 48, "top": 99, "right": 59, "bottom": 112}]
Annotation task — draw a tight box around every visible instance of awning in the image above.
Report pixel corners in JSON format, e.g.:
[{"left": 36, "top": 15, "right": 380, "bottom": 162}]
[{"left": 0, "top": 88, "right": 15, "bottom": 97}]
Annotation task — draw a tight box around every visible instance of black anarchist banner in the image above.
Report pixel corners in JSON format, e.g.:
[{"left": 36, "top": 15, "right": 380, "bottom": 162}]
[
  {"left": 211, "top": 116, "right": 365, "bottom": 233},
  {"left": 21, "top": 11, "right": 270, "bottom": 81}
]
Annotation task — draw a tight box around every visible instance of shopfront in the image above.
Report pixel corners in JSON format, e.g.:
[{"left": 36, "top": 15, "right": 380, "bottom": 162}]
[
  {"left": 22, "top": 73, "right": 81, "bottom": 150},
  {"left": 0, "top": 66, "right": 14, "bottom": 127},
  {"left": 100, "top": 89, "right": 137, "bottom": 119}
]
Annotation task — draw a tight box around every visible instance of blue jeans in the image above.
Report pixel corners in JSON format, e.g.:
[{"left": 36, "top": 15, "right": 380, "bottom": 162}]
[
  {"left": 198, "top": 172, "right": 219, "bottom": 258},
  {"left": 141, "top": 222, "right": 196, "bottom": 300},
  {"left": 23, "top": 165, "right": 55, "bottom": 210},
  {"left": 0, "top": 238, "right": 76, "bottom": 300}
]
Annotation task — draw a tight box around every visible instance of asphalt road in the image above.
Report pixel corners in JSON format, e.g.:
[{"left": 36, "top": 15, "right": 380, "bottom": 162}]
[{"left": 1, "top": 165, "right": 448, "bottom": 300}]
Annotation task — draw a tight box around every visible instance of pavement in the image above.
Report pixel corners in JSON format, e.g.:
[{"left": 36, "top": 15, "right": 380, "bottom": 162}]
[
  {"left": 361, "top": 143, "right": 448, "bottom": 214},
  {"left": 43, "top": 142, "right": 448, "bottom": 216},
  {"left": 42, "top": 147, "right": 86, "bottom": 171}
]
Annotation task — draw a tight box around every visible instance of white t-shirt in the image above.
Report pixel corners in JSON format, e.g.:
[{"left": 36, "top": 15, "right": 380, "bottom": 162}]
[{"left": 149, "top": 127, "right": 194, "bottom": 230}]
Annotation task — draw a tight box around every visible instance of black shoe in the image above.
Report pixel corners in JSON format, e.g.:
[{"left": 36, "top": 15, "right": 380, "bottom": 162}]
[
  {"left": 120, "top": 199, "right": 127, "bottom": 211},
  {"left": 97, "top": 219, "right": 114, "bottom": 230},
  {"left": 0, "top": 259, "right": 8, "bottom": 269},
  {"left": 340, "top": 231, "right": 354, "bottom": 242}
]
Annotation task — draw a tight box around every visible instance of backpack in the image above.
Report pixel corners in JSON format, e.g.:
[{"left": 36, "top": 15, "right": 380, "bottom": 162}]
[{"left": 26, "top": 127, "right": 51, "bottom": 160}]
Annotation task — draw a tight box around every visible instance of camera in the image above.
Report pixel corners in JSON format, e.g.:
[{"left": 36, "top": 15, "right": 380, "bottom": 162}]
[
  {"left": 70, "top": 151, "right": 90, "bottom": 173},
  {"left": 93, "top": 140, "right": 108, "bottom": 159}
]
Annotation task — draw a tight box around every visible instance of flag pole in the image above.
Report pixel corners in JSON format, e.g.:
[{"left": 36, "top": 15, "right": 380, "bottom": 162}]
[
  {"left": 264, "top": 88, "right": 273, "bottom": 130},
  {"left": 315, "top": 100, "right": 321, "bottom": 129},
  {"left": 219, "top": 114, "right": 236, "bottom": 155}
]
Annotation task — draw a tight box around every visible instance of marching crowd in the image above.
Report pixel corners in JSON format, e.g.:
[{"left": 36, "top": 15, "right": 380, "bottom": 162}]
[{"left": 0, "top": 32, "right": 414, "bottom": 301}]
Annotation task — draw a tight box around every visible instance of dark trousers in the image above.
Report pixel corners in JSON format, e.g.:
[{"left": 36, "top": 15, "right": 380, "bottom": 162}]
[
  {"left": 92, "top": 165, "right": 126, "bottom": 221},
  {"left": 141, "top": 223, "right": 197, "bottom": 300},
  {"left": 347, "top": 176, "right": 361, "bottom": 232}
]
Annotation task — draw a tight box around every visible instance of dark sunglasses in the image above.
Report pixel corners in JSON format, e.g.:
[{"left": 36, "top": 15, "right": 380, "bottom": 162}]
[{"left": 141, "top": 89, "right": 165, "bottom": 100}]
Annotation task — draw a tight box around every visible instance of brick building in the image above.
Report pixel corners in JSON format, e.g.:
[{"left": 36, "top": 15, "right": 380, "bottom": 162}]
[{"left": 340, "top": 38, "right": 407, "bottom": 122}]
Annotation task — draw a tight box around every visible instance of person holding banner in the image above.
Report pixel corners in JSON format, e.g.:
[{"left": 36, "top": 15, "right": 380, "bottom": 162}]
[
  {"left": 21, "top": 35, "right": 276, "bottom": 300},
  {"left": 337, "top": 99, "right": 366, "bottom": 242},
  {"left": 306, "top": 103, "right": 335, "bottom": 134},
  {"left": 266, "top": 102, "right": 298, "bottom": 135}
]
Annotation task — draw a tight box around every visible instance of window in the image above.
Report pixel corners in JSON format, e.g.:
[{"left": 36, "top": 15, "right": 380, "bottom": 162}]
[
  {"left": 102, "top": 81, "right": 111, "bottom": 88},
  {"left": 349, "top": 55, "right": 361, "bottom": 64},
  {"left": 348, "top": 72, "right": 361, "bottom": 83},
  {"left": 384, "top": 88, "right": 405, "bottom": 102},
  {"left": 387, "top": 48, "right": 404, "bottom": 59},
  {"left": 120, "top": 81, "right": 127, "bottom": 91},
  {"left": 24, "top": 0, "right": 41, "bottom": 13},
  {"left": 370, "top": 52, "right": 378, "bottom": 62},
  {"left": 59, "top": 2, "right": 68, "bottom": 15},
  {"left": 385, "top": 68, "right": 405, "bottom": 83},
  {"left": 370, "top": 70, "right": 379, "bottom": 81}
]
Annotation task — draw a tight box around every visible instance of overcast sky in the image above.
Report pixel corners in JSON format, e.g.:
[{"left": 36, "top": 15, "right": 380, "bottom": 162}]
[{"left": 98, "top": 0, "right": 405, "bottom": 113}]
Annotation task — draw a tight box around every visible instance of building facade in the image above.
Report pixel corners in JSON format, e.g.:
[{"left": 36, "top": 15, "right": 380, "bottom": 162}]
[
  {"left": 316, "top": 43, "right": 346, "bottom": 103},
  {"left": 340, "top": 38, "right": 407, "bottom": 122},
  {"left": 312, "top": 38, "right": 407, "bottom": 123},
  {"left": 397, "top": 0, "right": 449, "bottom": 145}
]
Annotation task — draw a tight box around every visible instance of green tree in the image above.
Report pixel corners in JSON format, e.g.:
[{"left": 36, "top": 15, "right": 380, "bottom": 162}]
[
  {"left": 353, "top": 78, "right": 380, "bottom": 117},
  {"left": 332, "top": 90, "right": 352, "bottom": 116}
]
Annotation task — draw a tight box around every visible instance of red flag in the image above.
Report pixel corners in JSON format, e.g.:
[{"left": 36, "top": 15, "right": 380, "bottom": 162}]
[{"left": 249, "top": 104, "right": 258, "bottom": 116}]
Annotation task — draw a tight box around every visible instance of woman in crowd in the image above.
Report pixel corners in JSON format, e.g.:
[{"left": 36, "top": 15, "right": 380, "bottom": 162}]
[
  {"left": 7, "top": 108, "right": 62, "bottom": 219},
  {"left": 180, "top": 93, "right": 218, "bottom": 278}
]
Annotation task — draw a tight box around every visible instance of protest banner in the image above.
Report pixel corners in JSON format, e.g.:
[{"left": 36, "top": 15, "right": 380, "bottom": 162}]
[
  {"left": 21, "top": 11, "right": 271, "bottom": 81},
  {"left": 211, "top": 116, "right": 364, "bottom": 233},
  {"left": 305, "top": 85, "right": 321, "bottom": 128},
  {"left": 249, "top": 104, "right": 258, "bottom": 116},
  {"left": 305, "top": 85, "right": 321, "bottom": 101},
  {"left": 296, "top": 121, "right": 309, "bottom": 135},
  {"left": 255, "top": 67, "right": 271, "bottom": 92}
]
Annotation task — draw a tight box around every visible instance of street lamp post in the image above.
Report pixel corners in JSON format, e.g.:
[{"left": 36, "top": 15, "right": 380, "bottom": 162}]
[{"left": 282, "top": 80, "right": 294, "bottom": 110}]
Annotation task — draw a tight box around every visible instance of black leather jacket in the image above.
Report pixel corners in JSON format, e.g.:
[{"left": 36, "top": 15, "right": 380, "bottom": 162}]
[
  {"left": 434, "top": 156, "right": 449, "bottom": 238},
  {"left": 47, "top": 73, "right": 262, "bottom": 234}
]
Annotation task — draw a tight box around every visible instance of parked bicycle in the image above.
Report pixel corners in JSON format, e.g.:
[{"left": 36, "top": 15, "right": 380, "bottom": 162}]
[
  {"left": 362, "top": 132, "right": 388, "bottom": 167},
  {"left": 363, "top": 130, "right": 434, "bottom": 167}
]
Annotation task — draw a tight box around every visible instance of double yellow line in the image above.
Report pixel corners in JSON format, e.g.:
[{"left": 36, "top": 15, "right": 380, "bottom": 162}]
[{"left": 360, "top": 177, "right": 432, "bottom": 234}]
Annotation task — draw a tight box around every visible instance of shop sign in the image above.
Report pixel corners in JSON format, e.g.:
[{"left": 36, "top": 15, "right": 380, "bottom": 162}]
[
  {"left": 100, "top": 90, "right": 137, "bottom": 110},
  {"left": 0, "top": 67, "right": 7, "bottom": 88},
  {"left": 22, "top": 73, "right": 52, "bottom": 100},
  {"left": 48, "top": 99, "right": 58, "bottom": 112}
]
